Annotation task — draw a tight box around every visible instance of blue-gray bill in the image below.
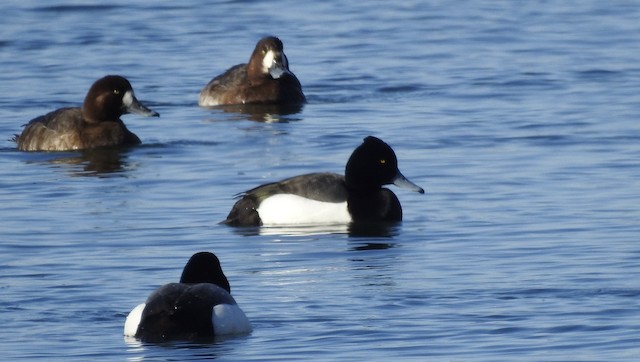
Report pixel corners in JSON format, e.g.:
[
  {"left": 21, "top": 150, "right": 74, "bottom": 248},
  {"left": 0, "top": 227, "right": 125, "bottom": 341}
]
[
  {"left": 393, "top": 171, "right": 425, "bottom": 194},
  {"left": 124, "top": 94, "right": 159, "bottom": 117}
]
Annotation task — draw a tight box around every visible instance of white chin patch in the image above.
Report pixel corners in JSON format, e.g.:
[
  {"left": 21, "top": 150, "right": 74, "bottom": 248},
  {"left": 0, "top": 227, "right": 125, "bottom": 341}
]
[
  {"left": 257, "top": 194, "right": 352, "bottom": 225},
  {"left": 122, "top": 90, "right": 134, "bottom": 107},
  {"left": 124, "top": 303, "right": 146, "bottom": 336},
  {"left": 212, "top": 304, "right": 252, "bottom": 335}
]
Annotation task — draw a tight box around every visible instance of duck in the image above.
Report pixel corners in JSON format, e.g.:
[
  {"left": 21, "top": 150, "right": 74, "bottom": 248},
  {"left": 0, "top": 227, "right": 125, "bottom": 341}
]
[
  {"left": 223, "top": 136, "right": 425, "bottom": 226},
  {"left": 198, "top": 36, "right": 306, "bottom": 107},
  {"left": 15, "top": 75, "right": 158, "bottom": 151},
  {"left": 124, "top": 252, "right": 252, "bottom": 342}
]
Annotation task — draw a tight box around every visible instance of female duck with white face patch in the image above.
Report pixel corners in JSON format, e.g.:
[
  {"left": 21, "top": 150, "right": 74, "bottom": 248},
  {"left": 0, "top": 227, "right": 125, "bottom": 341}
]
[
  {"left": 14, "top": 75, "right": 158, "bottom": 151},
  {"left": 222, "top": 136, "right": 425, "bottom": 227},
  {"left": 124, "top": 252, "right": 252, "bottom": 342},
  {"left": 198, "top": 36, "right": 306, "bottom": 107}
]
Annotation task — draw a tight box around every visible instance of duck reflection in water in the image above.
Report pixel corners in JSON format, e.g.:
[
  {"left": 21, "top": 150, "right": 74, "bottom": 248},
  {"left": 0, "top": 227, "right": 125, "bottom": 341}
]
[
  {"left": 207, "top": 102, "right": 304, "bottom": 123},
  {"left": 227, "top": 221, "right": 401, "bottom": 238},
  {"left": 26, "top": 148, "right": 131, "bottom": 176}
]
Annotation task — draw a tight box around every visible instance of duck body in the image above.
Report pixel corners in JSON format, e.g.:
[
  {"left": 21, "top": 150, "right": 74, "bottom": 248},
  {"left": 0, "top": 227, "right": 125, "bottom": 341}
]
[
  {"left": 124, "top": 252, "right": 251, "bottom": 342},
  {"left": 223, "top": 136, "right": 424, "bottom": 226},
  {"left": 199, "top": 36, "right": 305, "bottom": 107},
  {"left": 16, "top": 107, "right": 141, "bottom": 151},
  {"left": 15, "top": 75, "right": 158, "bottom": 151}
]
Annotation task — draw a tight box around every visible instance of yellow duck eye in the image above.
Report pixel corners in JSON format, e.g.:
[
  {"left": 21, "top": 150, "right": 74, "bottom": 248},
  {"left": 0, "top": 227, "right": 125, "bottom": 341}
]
[
  {"left": 113, "top": 89, "right": 120, "bottom": 95},
  {"left": 380, "top": 159, "right": 386, "bottom": 164}
]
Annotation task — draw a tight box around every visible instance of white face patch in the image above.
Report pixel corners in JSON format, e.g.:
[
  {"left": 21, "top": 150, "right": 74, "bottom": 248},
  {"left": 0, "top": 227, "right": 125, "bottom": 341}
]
[
  {"left": 257, "top": 194, "right": 352, "bottom": 225},
  {"left": 263, "top": 50, "right": 290, "bottom": 79},
  {"left": 261, "top": 50, "right": 276, "bottom": 73},
  {"left": 122, "top": 90, "right": 134, "bottom": 107}
]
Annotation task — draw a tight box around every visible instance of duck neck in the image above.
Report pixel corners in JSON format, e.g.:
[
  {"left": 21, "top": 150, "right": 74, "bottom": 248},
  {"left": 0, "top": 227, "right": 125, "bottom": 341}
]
[
  {"left": 345, "top": 171, "right": 379, "bottom": 194},
  {"left": 82, "top": 98, "right": 121, "bottom": 123}
]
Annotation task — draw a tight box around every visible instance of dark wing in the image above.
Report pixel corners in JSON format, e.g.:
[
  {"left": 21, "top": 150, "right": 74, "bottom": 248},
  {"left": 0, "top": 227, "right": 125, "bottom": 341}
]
[
  {"left": 136, "top": 283, "right": 190, "bottom": 342},
  {"left": 200, "top": 64, "right": 248, "bottom": 105},
  {"left": 222, "top": 173, "right": 348, "bottom": 226},
  {"left": 137, "top": 283, "right": 236, "bottom": 342},
  {"left": 209, "top": 64, "right": 247, "bottom": 89},
  {"left": 16, "top": 108, "right": 83, "bottom": 151},
  {"left": 272, "top": 172, "right": 347, "bottom": 202}
]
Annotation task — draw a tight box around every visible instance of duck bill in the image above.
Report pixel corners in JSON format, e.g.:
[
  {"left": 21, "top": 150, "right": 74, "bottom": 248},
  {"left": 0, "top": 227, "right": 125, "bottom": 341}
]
[
  {"left": 268, "top": 52, "right": 291, "bottom": 79},
  {"left": 269, "top": 65, "right": 285, "bottom": 79},
  {"left": 392, "top": 170, "right": 425, "bottom": 194},
  {"left": 122, "top": 90, "right": 159, "bottom": 117},
  {"left": 269, "top": 62, "right": 290, "bottom": 79}
]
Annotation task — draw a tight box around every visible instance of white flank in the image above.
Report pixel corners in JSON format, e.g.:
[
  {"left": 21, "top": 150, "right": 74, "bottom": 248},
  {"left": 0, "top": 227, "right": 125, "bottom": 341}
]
[
  {"left": 257, "top": 194, "right": 351, "bottom": 225},
  {"left": 123, "top": 303, "right": 146, "bottom": 336},
  {"left": 212, "top": 304, "right": 253, "bottom": 335}
]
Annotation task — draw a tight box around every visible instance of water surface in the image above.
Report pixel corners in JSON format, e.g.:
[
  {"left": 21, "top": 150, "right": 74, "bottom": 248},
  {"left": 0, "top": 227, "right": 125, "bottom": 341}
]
[{"left": 1, "top": 0, "right": 639, "bottom": 360}]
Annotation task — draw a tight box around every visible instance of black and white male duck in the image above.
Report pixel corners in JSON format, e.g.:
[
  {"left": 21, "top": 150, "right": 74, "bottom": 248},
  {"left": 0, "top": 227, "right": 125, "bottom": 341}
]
[
  {"left": 223, "top": 136, "right": 425, "bottom": 226},
  {"left": 124, "top": 252, "right": 251, "bottom": 342}
]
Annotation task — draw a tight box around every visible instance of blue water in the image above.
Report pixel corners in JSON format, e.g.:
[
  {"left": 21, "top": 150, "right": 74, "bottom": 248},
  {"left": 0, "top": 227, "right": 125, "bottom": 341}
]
[{"left": 1, "top": 0, "right": 640, "bottom": 360}]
